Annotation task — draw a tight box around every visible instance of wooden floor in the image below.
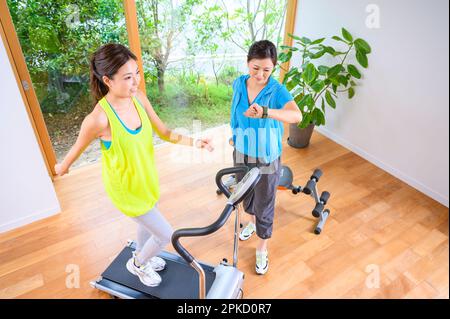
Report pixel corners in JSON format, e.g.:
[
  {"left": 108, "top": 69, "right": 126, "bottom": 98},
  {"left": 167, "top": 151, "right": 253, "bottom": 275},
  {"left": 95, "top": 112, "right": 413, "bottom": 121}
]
[{"left": 0, "top": 126, "right": 448, "bottom": 299}]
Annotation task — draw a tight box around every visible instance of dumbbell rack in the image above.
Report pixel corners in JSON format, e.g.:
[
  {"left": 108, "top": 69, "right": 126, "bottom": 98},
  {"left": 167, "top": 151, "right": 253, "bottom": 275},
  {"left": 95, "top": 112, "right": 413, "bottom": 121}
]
[{"left": 287, "top": 168, "right": 331, "bottom": 235}]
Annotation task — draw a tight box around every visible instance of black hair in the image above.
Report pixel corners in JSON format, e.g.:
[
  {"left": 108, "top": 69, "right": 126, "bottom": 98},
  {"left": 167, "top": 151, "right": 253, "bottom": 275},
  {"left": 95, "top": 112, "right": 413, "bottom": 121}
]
[{"left": 247, "top": 40, "right": 277, "bottom": 66}]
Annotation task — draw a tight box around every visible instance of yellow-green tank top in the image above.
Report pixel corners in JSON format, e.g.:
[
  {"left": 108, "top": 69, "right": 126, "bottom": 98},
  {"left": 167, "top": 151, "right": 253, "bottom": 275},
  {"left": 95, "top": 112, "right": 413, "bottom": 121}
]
[{"left": 99, "top": 96, "right": 160, "bottom": 217}]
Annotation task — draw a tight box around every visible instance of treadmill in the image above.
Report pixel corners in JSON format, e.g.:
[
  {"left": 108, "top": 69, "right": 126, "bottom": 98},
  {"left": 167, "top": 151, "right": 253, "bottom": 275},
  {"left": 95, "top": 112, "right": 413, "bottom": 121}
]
[{"left": 90, "top": 166, "right": 261, "bottom": 299}]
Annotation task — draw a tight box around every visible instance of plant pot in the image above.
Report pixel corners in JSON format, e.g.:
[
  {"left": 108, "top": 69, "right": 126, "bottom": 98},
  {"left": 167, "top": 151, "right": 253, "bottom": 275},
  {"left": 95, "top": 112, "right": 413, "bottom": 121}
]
[{"left": 287, "top": 123, "right": 315, "bottom": 148}]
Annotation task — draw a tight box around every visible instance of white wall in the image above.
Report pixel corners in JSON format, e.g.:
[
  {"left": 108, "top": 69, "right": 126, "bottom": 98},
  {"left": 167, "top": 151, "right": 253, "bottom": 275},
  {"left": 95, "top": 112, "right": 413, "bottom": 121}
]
[
  {"left": 0, "top": 35, "right": 60, "bottom": 233},
  {"left": 293, "top": 0, "right": 449, "bottom": 206}
]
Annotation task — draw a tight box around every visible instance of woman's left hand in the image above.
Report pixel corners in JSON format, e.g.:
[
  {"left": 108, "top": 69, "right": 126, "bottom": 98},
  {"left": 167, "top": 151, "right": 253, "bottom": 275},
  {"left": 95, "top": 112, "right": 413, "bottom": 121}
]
[
  {"left": 195, "top": 137, "right": 214, "bottom": 152},
  {"left": 244, "top": 103, "right": 264, "bottom": 119}
]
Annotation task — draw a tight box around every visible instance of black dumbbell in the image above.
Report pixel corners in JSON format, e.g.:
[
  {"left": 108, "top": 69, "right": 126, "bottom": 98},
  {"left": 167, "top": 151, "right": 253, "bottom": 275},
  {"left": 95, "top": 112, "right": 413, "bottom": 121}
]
[
  {"left": 303, "top": 179, "right": 315, "bottom": 195},
  {"left": 312, "top": 203, "right": 324, "bottom": 218},
  {"left": 311, "top": 169, "right": 323, "bottom": 182},
  {"left": 320, "top": 191, "right": 330, "bottom": 204}
]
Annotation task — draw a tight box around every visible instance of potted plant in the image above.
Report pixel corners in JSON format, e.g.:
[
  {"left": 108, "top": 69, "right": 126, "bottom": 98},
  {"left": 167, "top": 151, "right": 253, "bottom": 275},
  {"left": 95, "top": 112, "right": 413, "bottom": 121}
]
[{"left": 278, "top": 28, "right": 372, "bottom": 148}]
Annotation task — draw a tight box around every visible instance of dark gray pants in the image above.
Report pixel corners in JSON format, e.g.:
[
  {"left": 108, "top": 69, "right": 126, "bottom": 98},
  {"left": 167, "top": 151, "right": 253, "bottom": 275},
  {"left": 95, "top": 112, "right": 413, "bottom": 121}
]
[{"left": 233, "top": 150, "right": 281, "bottom": 239}]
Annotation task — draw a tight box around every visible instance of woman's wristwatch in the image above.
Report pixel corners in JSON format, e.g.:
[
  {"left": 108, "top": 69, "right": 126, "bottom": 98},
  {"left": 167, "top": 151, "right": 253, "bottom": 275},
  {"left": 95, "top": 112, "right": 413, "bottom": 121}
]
[{"left": 262, "top": 106, "right": 268, "bottom": 119}]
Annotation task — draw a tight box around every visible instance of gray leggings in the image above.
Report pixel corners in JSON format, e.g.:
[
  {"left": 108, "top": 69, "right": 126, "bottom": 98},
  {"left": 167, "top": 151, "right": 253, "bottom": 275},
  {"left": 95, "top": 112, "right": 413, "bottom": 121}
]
[{"left": 131, "top": 204, "right": 174, "bottom": 265}]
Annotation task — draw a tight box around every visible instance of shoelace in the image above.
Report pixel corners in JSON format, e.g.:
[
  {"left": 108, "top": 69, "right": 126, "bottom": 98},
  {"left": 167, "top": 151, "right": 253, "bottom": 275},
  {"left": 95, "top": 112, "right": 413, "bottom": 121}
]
[
  {"left": 256, "top": 252, "right": 267, "bottom": 267},
  {"left": 139, "top": 262, "right": 159, "bottom": 278},
  {"left": 244, "top": 224, "right": 255, "bottom": 235}
]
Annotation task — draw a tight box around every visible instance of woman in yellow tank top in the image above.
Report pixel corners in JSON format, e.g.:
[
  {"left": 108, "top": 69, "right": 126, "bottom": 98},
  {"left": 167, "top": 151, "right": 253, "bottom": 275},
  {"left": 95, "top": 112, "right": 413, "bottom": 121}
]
[{"left": 54, "top": 44, "right": 214, "bottom": 287}]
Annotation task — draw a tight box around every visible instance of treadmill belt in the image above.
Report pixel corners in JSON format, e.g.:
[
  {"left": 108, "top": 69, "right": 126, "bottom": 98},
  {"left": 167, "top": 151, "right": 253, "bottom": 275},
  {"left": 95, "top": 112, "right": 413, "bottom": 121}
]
[{"left": 101, "top": 246, "right": 217, "bottom": 299}]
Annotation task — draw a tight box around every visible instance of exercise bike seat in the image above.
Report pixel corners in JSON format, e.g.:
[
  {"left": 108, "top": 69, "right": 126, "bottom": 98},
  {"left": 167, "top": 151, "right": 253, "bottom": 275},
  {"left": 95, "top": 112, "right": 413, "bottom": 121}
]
[
  {"left": 278, "top": 165, "right": 294, "bottom": 190},
  {"left": 228, "top": 137, "right": 294, "bottom": 191}
]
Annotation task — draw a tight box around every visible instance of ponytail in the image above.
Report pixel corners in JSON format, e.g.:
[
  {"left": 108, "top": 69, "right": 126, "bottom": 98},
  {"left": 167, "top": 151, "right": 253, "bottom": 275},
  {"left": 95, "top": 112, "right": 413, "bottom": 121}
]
[{"left": 90, "top": 58, "right": 109, "bottom": 103}]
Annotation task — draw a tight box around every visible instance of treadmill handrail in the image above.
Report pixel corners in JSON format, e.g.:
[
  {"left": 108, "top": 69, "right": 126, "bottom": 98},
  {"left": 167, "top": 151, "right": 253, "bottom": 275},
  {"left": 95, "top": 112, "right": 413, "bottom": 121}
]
[
  {"left": 171, "top": 204, "right": 235, "bottom": 264},
  {"left": 215, "top": 166, "right": 249, "bottom": 198}
]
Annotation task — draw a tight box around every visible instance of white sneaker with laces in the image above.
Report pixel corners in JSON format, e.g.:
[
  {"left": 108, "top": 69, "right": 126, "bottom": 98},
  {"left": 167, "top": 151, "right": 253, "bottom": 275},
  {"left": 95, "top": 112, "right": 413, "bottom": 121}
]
[
  {"left": 132, "top": 251, "right": 166, "bottom": 271},
  {"left": 147, "top": 256, "right": 166, "bottom": 272},
  {"left": 239, "top": 222, "right": 256, "bottom": 241},
  {"left": 126, "top": 256, "right": 162, "bottom": 287},
  {"left": 256, "top": 250, "right": 269, "bottom": 275}
]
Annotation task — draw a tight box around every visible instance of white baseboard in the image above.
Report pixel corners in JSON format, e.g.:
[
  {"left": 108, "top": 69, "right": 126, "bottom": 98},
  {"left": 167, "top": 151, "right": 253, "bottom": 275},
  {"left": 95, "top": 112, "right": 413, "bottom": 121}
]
[
  {"left": 316, "top": 127, "right": 449, "bottom": 208},
  {"left": 0, "top": 206, "right": 60, "bottom": 234}
]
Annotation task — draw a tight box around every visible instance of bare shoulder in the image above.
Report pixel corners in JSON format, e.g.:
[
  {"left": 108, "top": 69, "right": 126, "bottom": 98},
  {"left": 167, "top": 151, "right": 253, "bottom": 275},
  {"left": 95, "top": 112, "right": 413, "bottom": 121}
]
[{"left": 88, "top": 103, "right": 109, "bottom": 131}]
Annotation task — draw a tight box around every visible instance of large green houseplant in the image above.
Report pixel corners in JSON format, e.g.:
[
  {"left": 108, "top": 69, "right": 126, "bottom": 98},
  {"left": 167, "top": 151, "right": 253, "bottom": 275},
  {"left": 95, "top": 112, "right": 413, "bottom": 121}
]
[{"left": 279, "top": 28, "right": 372, "bottom": 148}]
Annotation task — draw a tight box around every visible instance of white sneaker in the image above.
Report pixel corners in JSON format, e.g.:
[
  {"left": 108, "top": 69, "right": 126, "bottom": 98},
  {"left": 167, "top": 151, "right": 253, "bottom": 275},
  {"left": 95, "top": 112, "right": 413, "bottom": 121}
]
[
  {"left": 239, "top": 222, "right": 256, "bottom": 241},
  {"left": 132, "top": 251, "right": 166, "bottom": 271},
  {"left": 147, "top": 256, "right": 166, "bottom": 272},
  {"left": 256, "top": 250, "right": 269, "bottom": 275},
  {"left": 126, "top": 257, "right": 162, "bottom": 287}
]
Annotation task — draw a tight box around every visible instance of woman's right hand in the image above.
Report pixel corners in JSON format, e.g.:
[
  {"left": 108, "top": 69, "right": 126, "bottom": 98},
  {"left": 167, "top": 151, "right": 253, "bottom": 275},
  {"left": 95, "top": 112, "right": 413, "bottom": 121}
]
[{"left": 55, "top": 163, "right": 69, "bottom": 177}]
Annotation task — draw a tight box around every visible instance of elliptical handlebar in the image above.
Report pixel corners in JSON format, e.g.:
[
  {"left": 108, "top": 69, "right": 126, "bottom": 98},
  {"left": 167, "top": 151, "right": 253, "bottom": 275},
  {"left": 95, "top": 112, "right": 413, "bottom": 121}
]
[
  {"left": 215, "top": 166, "right": 249, "bottom": 198},
  {"left": 171, "top": 204, "right": 235, "bottom": 264},
  {"left": 173, "top": 166, "right": 251, "bottom": 264}
]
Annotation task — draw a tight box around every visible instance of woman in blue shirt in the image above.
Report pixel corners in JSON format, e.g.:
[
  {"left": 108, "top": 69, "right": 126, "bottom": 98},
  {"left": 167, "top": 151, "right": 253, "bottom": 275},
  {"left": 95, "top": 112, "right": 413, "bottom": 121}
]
[{"left": 231, "top": 40, "right": 302, "bottom": 275}]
